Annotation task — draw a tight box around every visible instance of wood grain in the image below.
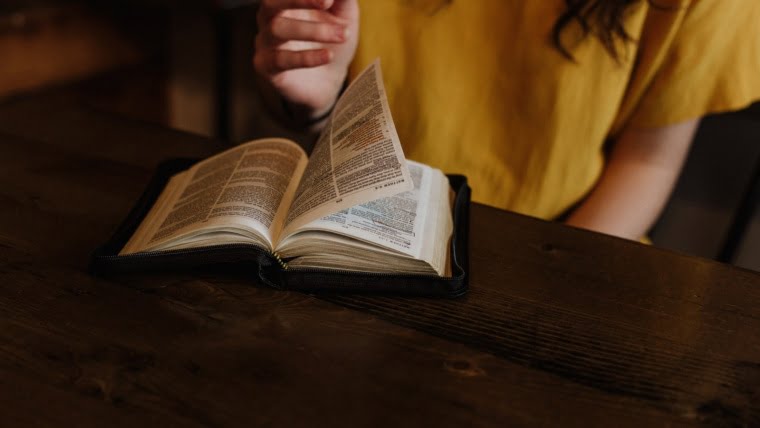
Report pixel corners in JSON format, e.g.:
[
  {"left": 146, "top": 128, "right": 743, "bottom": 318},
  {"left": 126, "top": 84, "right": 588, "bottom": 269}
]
[{"left": 0, "top": 93, "right": 759, "bottom": 427}]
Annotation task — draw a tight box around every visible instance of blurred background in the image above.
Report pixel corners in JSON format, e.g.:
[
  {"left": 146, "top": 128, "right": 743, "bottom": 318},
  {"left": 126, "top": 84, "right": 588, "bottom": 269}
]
[{"left": 1, "top": 0, "right": 758, "bottom": 271}]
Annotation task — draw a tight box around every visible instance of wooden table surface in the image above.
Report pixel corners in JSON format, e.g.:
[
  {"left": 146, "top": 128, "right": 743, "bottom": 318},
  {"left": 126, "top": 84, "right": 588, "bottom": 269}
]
[{"left": 1, "top": 92, "right": 759, "bottom": 427}]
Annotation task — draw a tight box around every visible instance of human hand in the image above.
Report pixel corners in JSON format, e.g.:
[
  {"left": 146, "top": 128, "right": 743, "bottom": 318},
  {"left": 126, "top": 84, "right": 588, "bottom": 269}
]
[{"left": 254, "top": 0, "right": 359, "bottom": 121}]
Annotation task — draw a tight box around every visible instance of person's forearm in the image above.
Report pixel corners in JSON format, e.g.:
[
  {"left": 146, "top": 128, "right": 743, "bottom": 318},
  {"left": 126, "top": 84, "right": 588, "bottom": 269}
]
[{"left": 566, "top": 119, "right": 699, "bottom": 240}]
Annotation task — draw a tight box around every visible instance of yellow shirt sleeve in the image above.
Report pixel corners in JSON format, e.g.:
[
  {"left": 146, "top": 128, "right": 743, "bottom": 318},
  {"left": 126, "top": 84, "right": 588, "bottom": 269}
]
[{"left": 625, "top": 0, "right": 760, "bottom": 128}]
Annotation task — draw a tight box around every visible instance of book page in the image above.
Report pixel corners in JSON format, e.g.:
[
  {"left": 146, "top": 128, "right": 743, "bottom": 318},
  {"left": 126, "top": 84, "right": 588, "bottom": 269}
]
[
  {"left": 121, "top": 138, "right": 307, "bottom": 254},
  {"left": 280, "top": 60, "right": 413, "bottom": 237},
  {"left": 276, "top": 161, "right": 453, "bottom": 275}
]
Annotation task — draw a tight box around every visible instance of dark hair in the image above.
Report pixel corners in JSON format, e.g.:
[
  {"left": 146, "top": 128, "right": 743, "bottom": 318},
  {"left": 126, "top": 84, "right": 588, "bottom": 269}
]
[{"left": 552, "top": 0, "right": 645, "bottom": 61}]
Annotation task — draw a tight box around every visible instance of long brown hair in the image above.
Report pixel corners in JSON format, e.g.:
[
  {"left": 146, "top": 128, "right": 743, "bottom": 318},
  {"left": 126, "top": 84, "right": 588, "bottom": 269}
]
[
  {"left": 423, "top": 0, "right": 651, "bottom": 60},
  {"left": 552, "top": 0, "right": 645, "bottom": 61}
]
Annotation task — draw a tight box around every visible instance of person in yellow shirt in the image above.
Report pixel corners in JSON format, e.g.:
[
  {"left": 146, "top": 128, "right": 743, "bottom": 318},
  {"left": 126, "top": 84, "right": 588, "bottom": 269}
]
[{"left": 253, "top": 0, "right": 760, "bottom": 240}]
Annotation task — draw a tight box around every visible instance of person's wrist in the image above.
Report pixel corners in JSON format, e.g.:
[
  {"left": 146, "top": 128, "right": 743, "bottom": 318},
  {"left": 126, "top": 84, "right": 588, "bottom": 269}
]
[
  {"left": 281, "top": 97, "right": 333, "bottom": 129},
  {"left": 305, "top": 97, "right": 337, "bottom": 124},
  {"left": 282, "top": 78, "right": 348, "bottom": 129}
]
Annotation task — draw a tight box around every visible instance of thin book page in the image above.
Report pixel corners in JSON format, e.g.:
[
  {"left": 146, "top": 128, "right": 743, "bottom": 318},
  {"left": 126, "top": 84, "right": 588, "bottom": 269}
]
[
  {"left": 120, "top": 138, "right": 308, "bottom": 254},
  {"left": 279, "top": 59, "right": 414, "bottom": 238},
  {"left": 278, "top": 161, "right": 436, "bottom": 259},
  {"left": 276, "top": 161, "right": 453, "bottom": 275}
]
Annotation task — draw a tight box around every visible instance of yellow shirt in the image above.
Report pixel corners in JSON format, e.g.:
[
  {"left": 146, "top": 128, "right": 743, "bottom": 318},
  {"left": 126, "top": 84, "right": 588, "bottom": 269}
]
[{"left": 350, "top": 0, "right": 760, "bottom": 219}]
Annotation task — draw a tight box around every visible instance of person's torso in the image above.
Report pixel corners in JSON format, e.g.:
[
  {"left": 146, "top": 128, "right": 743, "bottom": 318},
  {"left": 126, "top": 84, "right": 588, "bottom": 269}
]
[{"left": 351, "top": 0, "right": 676, "bottom": 218}]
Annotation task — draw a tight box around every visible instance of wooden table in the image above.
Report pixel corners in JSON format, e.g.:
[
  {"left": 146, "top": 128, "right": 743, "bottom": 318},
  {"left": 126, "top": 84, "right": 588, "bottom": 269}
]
[{"left": 1, "top": 92, "right": 759, "bottom": 427}]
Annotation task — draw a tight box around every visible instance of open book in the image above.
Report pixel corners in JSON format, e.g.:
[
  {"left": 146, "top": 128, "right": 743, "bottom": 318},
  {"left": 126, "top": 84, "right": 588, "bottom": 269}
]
[{"left": 120, "top": 61, "right": 453, "bottom": 277}]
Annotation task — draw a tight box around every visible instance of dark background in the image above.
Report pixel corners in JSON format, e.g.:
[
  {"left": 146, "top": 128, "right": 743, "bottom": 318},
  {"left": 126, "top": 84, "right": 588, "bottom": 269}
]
[{"left": 1, "top": 0, "right": 757, "bottom": 270}]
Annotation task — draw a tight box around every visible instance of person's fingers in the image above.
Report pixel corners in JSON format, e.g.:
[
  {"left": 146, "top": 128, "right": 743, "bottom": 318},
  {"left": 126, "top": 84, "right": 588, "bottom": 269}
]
[
  {"left": 328, "top": 0, "right": 356, "bottom": 16},
  {"left": 266, "top": 15, "right": 346, "bottom": 45},
  {"left": 254, "top": 47, "right": 332, "bottom": 75},
  {"left": 262, "top": 0, "right": 333, "bottom": 9},
  {"left": 259, "top": 0, "right": 334, "bottom": 22}
]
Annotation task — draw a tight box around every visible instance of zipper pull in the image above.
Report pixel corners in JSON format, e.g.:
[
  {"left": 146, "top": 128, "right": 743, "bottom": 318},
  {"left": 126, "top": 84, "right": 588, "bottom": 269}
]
[{"left": 272, "top": 251, "right": 288, "bottom": 270}]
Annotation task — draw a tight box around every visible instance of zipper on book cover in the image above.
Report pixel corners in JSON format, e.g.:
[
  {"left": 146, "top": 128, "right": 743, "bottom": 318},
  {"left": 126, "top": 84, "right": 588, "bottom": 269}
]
[
  {"left": 265, "top": 255, "right": 455, "bottom": 291},
  {"left": 97, "top": 245, "right": 443, "bottom": 278},
  {"left": 278, "top": 265, "right": 466, "bottom": 297},
  {"left": 101, "top": 247, "right": 456, "bottom": 280},
  {"left": 98, "top": 245, "right": 462, "bottom": 287},
  {"left": 271, "top": 251, "right": 289, "bottom": 270},
  {"left": 279, "top": 265, "right": 457, "bottom": 280},
  {"left": 96, "top": 243, "right": 269, "bottom": 262}
]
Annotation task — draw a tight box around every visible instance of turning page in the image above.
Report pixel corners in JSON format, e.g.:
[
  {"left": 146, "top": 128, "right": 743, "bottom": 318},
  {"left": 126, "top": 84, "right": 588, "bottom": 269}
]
[{"left": 279, "top": 60, "right": 413, "bottom": 238}]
